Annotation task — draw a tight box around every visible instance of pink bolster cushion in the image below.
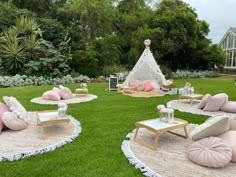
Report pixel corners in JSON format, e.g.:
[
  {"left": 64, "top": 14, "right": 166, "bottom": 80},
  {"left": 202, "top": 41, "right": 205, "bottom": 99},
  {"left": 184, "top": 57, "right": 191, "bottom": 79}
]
[
  {"left": 144, "top": 80, "right": 154, "bottom": 92},
  {"left": 203, "top": 93, "right": 228, "bottom": 112},
  {"left": 187, "top": 137, "right": 232, "bottom": 168},
  {"left": 2, "top": 112, "right": 28, "bottom": 131},
  {"left": 218, "top": 131, "right": 236, "bottom": 162},
  {"left": 220, "top": 101, "right": 236, "bottom": 113},
  {"left": 42, "top": 91, "right": 61, "bottom": 101}
]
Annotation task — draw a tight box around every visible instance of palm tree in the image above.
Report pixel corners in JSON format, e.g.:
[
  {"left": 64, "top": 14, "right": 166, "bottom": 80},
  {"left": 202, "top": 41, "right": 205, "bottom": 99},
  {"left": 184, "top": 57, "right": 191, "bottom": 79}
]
[{"left": 0, "top": 27, "right": 25, "bottom": 74}]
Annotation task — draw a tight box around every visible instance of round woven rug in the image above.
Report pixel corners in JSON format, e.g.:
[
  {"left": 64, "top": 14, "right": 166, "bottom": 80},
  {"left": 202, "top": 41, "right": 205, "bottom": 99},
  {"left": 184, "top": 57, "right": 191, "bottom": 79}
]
[
  {"left": 0, "top": 112, "right": 81, "bottom": 161},
  {"left": 31, "top": 94, "right": 97, "bottom": 105},
  {"left": 167, "top": 99, "right": 236, "bottom": 118},
  {"left": 122, "top": 90, "right": 165, "bottom": 98},
  {"left": 122, "top": 124, "right": 236, "bottom": 177}
]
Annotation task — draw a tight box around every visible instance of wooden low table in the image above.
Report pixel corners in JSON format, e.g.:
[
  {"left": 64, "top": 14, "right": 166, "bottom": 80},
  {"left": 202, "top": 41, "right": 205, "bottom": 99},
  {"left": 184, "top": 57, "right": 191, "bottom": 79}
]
[
  {"left": 134, "top": 118, "right": 188, "bottom": 150},
  {"left": 75, "top": 88, "right": 88, "bottom": 96},
  {"left": 179, "top": 94, "right": 204, "bottom": 105},
  {"left": 37, "top": 110, "right": 70, "bottom": 139}
]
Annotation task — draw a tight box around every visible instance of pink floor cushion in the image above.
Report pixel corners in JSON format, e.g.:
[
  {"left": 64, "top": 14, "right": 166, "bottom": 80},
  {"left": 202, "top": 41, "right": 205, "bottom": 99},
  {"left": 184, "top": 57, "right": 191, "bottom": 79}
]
[
  {"left": 136, "top": 81, "right": 144, "bottom": 91},
  {"left": 0, "top": 102, "right": 11, "bottom": 133},
  {"left": 42, "top": 91, "right": 61, "bottom": 101},
  {"left": 187, "top": 137, "right": 232, "bottom": 168},
  {"left": 52, "top": 87, "right": 61, "bottom": 97},
  {"left": 144, "top": 80, "right": 154, "bottom": 92},
  {"left": 229, "top": 119, "right": 236, "bottom": 130},
  {"left": 220, "top": 101, "right": 236, "bottom": 113},
  {"left": 59, "top": 85, "right": 73, "bottom": 99},
  {"left": 2, "top": 112, "right": 28, "bottom": 131},
  {"left": 197, "top": 94, "right": 211, "bottom": 109},
  {"left": 203, "top": 93, "right": 228, "bottom": 112},
  {"left": 218, "top": 131, "right": 236, "bottom": 163},
  {"left": 129, "top": 80, "right": 138, "bottom": 90}
]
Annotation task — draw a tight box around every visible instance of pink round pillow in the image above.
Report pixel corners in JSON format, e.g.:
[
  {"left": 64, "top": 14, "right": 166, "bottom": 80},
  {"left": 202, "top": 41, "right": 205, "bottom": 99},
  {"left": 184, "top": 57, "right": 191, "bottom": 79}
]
[
  {"left": 187, "top": 137, "right": 232, "bottom": 168},
  {"left": 0, "top": 102, "right": 11, "bottom": 133},
  {"left": 59, "top": 85, "right": 73, "bottom": 99},
  {"left": 218, "top": 131, "right": 236, "bottom": 162},
  {"left": 2, "top": 112, "right": 28, "bottom": 131},
  {"left": 42, "top": 91, "right": 61, "bottom": 101}
]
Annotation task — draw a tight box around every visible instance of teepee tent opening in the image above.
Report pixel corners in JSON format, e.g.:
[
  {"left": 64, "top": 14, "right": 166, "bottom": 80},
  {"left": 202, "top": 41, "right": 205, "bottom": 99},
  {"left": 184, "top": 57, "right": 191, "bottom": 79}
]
[{"left": 122, "top": 39, "right": 166, "bottom": 89}]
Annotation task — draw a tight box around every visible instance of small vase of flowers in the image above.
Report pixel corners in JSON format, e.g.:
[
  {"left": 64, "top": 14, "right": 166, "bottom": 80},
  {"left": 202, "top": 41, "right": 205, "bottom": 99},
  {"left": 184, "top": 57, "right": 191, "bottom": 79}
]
[{"left": 157, "top": 105, "right": 167, "bottom": 122}]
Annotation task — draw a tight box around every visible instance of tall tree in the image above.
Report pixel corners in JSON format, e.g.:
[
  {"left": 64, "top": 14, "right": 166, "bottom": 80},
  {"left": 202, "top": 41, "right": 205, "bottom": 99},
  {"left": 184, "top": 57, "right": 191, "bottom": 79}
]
[
  {"left": 61, "top": 0, "right": 116, "bottom": 40},
  {"left": 150, "top": 0, "right": 224, "bottom": 70},
  {"left": 116, "top": 0, "right": 153, "bottom": 68}
]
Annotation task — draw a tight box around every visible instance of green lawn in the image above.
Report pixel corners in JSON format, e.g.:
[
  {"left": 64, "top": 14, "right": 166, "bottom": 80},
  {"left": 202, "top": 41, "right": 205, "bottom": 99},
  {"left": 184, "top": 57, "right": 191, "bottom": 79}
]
[{"left": 0, "top": 76, "right": 235, "bottom": 177}]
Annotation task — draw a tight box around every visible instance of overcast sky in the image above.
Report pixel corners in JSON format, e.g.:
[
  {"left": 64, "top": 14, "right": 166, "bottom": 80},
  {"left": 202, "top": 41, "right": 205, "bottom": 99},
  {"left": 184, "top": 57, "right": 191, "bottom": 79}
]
[{"left": 183, "top": 0, "right": 236, "bottom": 44}]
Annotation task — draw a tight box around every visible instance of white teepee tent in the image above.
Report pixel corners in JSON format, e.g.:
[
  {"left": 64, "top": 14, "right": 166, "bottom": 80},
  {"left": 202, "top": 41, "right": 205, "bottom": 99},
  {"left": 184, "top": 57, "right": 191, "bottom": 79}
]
[{"left": 122, "top": 39, "right": 166, "bottom": 88}]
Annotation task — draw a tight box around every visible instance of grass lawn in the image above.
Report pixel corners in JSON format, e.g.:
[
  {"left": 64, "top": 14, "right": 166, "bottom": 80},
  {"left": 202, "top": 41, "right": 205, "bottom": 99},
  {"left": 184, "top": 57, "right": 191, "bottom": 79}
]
[{"left": 0, "top": 76, "right": 235, "bottom": 177}]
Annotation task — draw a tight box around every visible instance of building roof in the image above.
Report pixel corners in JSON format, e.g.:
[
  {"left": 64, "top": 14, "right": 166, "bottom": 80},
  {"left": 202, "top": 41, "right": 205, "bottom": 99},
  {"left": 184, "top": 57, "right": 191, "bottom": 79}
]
[
  {"left": 219, "top": 27, "right": 236, "bottom": 45},
  {"left": 230, "top": 27, "right": 236, "bottom": 35}
]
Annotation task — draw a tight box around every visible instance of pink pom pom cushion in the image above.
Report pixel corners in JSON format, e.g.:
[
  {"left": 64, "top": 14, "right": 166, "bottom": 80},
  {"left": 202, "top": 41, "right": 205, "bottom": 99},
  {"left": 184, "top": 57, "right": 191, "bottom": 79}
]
[
  {"left": 0, "top": 102, "right": 11, "bottom": 133},
  {"left": 144, "top": 80, "right": 154, "bottom": 92},
  {"left": 59, "top": 85, "right": 73, "bottom": 100},
  {"left": 218, "top": 131, "right": 236, "bottom": 162},
  {"left": 42, "top": 91, "right": 61, "bottom": 101},
  {"left": 220, "top": 101, "right": 236, "bottom": 113},
  {"left": 197, "top": 94, "right": 211, "bottom": 109},
  {"left": 187, "top": 137, "right": 232, "bottom": 168},
  {"left": 203, "top": 93, "right": 228, "bottom": 112},
  {"left": 2, "top": 112, "right": 28, "bottom": 131},
  {"left": 190, "top": 115, "right": 230, "bottom": 141}
]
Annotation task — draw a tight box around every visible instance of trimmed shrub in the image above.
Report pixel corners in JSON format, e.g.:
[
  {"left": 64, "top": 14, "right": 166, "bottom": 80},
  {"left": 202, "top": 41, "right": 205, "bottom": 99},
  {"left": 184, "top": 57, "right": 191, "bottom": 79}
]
[{"left": 0, "top": 74, "right": 90, "bottom": 87}]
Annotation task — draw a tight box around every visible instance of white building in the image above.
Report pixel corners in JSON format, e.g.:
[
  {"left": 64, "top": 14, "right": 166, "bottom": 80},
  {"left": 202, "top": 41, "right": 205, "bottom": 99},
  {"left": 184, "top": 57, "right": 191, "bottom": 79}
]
[{"left": 219, "top": 27, "right": 236, "bottom": 70}]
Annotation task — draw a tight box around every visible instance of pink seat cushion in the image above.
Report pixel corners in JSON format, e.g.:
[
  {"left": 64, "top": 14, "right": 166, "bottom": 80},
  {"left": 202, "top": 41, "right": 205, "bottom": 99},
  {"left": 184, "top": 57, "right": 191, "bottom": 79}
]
[
  {"left": 229, "top": 119, "right": 236, "bottom": 130},
  {"left": 129, "top": 80, "right": 138, "bottom": 90},
  {"left": 59, "top": 85, "right": 73, "bottom": 100},
  {"left": 203, "top": 93, "right": 228, "bottom": 112},
  {"left": 144, "top": 80, "right": 154, "bottom": 92},
  {"left": 2, "top": 112, "right": 28, "bottom": 131},
  {"left": 0, "top": 102, "right": 11, "bottom": 133},
  {"left": 218, "top": 131, "right": 236, "bottom": 162},
  {"left": 42, "top": 91, "right": 61, "bottom": 101},
  {"left": 197, "top": 94, "right": 211, "bottom": 109},
  {"left": 52, "top": 87, "right": 61, "bottom": 97},
  {"left": 220, "top": 101, "right": 236, "bottom": 113},
  {"left": 187, "top": 137, "right": 232, "bottom": 168}
]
